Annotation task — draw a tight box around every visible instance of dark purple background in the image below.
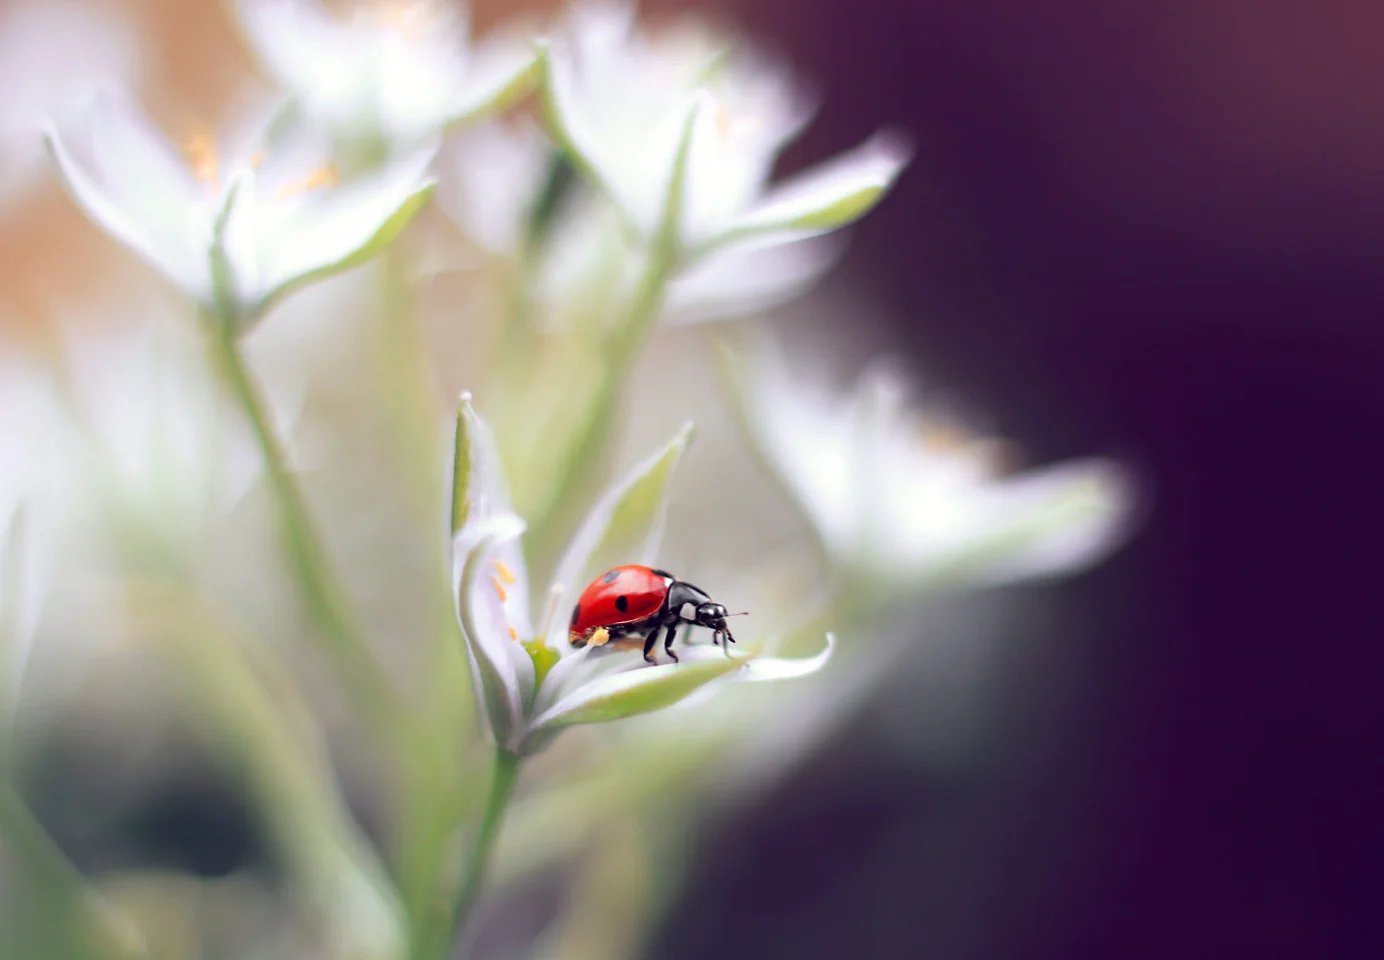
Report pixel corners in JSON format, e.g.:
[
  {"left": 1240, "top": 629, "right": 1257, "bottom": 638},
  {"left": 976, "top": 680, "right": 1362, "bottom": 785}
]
[{"left": 649, "top": 2, "right": 1384, "bottom": 956}]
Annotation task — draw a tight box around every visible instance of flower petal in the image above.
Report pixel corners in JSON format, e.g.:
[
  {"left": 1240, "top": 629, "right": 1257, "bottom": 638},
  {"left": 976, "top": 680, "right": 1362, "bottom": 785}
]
[
  {"left": 448, "top": 30, "right": 542, "bottom": 125},
  {"left": 544, "top": 422, "right": 694, "bottom": 650},
  {"left": 451, "top": 395, "right": 537, "bottom": 749},
  {"left": 676, "top": 633, "right": 835, "bottom": 681},
  {"left": 44, "top": 120, "right": 210, "bottom": 300},
  {"left": 255, "top": 148, "right": 436, "bottom": 317},
  {"left": 901, "top": 459, "right": 1138, "bottom": 588},
  {"left": 525, "top": 655, "right": 744, "bottom": 736},
  {"left": 710, "top": 130, "right": 911, "bottom": 250},
  {"left": 666, "top": 233, "right": 841, "bottom": 323},
  {"left": 454, "top": 516, "right": 535, "bottom": 751}
]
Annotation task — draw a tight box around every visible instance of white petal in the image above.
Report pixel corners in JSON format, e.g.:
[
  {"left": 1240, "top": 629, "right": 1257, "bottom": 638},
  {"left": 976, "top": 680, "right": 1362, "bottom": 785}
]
[
  {"left": 896, "top": 459, "right": 1138, "bottom": 587},
  {"left": 544, "top": 422, "right": 694, "bottom": 651},
  {"left": 666, "top": 234, "right": 841, "bottom": 323},
  {"left": 524, "top": 654, "right": 745, "bottom": 739},
  {"left": 713, "top": 130, "right": 911, "bottom": 250},
  {"left": 44, "top": 117, "right": 210, "bottom": 300},
  {"left": 255, "top": 148, "right": 435, "bottom": 314},
  {"left": 541, "top": 7, "right": 704, "bottom": 236},
  {"left": 453, "top": 514, "right": 534, "bottom": 752},
  {"left": 678, "top": 52, "right": 813, "bottom": 246},
  {"left": 447, "top": 29, "right": 541, "bottom": 124},
  {"left": 437, "top": 119, "right": 552, "bottom": 254},
  {"left": 676, "top": 633, "right": 835, "bottom": 681},
  {"left": 235, "top": 0, "right": 360, "bottom": 131},
  {"left": 0, "top": 0, "right": 142, "bottom": 209}
]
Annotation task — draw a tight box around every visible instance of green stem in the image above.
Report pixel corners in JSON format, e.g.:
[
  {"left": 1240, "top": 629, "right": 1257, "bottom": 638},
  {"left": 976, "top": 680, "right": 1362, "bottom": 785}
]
[
  {"left": 206, "top": 316, "right": 393, "bottom": 716},
  {"left": 426, "top": 749, "right": 521, "bottom": 959}
]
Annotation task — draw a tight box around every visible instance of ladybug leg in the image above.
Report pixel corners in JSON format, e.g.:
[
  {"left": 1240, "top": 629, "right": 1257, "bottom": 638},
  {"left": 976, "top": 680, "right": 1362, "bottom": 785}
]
[
  {"left": 641, "top": 627, "right": 661, "bottom": 665},
  {"left": 663, "top": 625, "right": 679, "bottom": 663}
]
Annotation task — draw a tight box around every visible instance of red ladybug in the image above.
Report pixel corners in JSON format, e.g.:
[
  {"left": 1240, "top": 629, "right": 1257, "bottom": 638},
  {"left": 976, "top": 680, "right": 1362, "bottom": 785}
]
[{"left": 568, "top": 564, "right": 738, "bottom": 664}]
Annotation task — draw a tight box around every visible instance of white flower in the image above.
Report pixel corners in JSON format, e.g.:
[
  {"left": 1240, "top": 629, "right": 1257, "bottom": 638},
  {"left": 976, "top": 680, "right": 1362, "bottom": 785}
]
[
  {"left": 438, "top": 117, "right": 844, "bottom": 323},
  {"left": 543, "top": 1, "right": 909, "bottom": 258},
  {"left": 723, "top": 340, "right": 1136, "bottom": 593},
  {"left": 45, "top": 96, "right": 435, "bottom": 327},
  {"left": 235, "top": 0, "right": 539, "bottom": 153},
  {"left": 450, "top": 394, "right": 831, "bottom": 755},
  {"left": 0, "top": 0, "right": 140, "bottom": 210}
]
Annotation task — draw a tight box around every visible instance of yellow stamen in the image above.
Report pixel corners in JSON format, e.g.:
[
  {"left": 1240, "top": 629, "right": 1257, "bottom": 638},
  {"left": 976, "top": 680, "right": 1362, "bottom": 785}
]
[
  {"left": 489, "top": 574, "right": 508, "bottom": 603},
  {"left": 183, "top": 132, "right": 219, "bottom": 187},
  {"left": 275, "top": 164, "right": 339, "bottom": 201},
  {"left": 508, "top": 625, "right": 518, "bottom": 642},
  {"left": 492, "top": 558, "right": 517, "bottom": 586}
]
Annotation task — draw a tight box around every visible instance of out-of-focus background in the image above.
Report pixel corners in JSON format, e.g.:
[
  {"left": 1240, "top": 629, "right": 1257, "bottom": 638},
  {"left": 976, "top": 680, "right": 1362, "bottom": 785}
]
[{"left": 2, "top": 1, "right": 1380, "bottom": 958}]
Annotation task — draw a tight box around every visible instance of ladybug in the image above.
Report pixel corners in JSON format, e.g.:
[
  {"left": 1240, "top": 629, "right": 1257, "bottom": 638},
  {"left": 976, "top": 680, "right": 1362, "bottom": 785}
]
[{"left": 568, "top": 565, "right": 738, "bottom": 664}]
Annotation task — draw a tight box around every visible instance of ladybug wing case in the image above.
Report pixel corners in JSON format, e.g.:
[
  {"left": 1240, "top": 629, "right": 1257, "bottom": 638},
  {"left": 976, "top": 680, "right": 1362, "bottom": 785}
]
[{"left": 568, "top": 565, "right": 669, "bottom": 644}]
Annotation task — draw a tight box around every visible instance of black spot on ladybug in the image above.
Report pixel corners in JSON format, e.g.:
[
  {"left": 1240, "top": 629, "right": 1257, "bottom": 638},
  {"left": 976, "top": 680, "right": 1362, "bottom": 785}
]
[
  {"left": 602, "top": 570, "right": 621, "bottom": 584},
  {"left": 615, "top": 595, "right": 629, "bottom": 613},
  {"left": 570, "top": 604, "right": 580, "bottom": 627}
]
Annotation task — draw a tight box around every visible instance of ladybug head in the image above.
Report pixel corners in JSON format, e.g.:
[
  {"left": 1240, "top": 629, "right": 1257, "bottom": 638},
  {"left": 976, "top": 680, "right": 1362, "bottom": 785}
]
[{"left": 694, "top": 602, "right": 736, "bottom": 645}]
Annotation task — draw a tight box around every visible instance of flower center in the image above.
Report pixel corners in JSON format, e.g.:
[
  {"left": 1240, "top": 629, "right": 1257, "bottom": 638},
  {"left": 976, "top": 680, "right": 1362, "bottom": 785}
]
[{"left": 182, "top": 132, "right": 220, "bottom": 187}]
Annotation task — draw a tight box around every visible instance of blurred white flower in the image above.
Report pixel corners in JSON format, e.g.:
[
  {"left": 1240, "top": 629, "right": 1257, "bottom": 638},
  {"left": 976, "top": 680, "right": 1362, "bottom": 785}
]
[
  {"left": 450, "top": 395, "right": 830, "bottom": 754},
  {"left": 0, "top": 0, "right": 140, "bottom": 210},
  {"left": 54, "top": 317, "right": 273, "bottom": 548},
  {"left": 438, "top": 117, "right": 844, "bottom": 323},
  {"left": 0, "top": 350, "right": 63, "bottom": 723},
  {"left": 235, "top": 0, "right": 538, "bottom": 154},
  {"left": 543, "top": 1, "right": 909, "bottom": 258},
  {"left": 45, "top": 97, "right": 435, "bottom": 327},
  {"left": 723, "top": 340, "right": 1135, "bottom": 594}
]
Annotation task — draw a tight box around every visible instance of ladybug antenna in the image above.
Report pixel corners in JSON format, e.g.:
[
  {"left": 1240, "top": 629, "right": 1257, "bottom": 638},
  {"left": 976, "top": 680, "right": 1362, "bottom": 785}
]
[{"left": 724, "top": 611, "right": 749, "bottom": 618}]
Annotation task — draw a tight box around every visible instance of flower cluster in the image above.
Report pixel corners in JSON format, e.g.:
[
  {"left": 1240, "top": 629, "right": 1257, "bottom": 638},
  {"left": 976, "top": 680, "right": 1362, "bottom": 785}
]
[{"left": 11, "top": 1, "right": 1136, "bottom": 958}]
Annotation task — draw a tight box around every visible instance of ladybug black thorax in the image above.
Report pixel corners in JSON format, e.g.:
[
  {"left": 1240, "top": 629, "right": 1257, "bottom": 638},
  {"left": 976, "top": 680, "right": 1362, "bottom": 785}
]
[{"left": 664, "top": 580, "right": 712, "bottom": 620}]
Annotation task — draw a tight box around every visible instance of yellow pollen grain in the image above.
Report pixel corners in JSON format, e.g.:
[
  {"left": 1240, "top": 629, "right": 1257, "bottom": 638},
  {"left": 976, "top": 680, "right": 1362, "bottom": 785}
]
[
  {"left": 589, "top": 627, "right": 610, "bottom": 648},
  {"left": 275, "top": 164, "right": 339, "bottom": 201},
  {"left": 508, "top": 625, "right": 518, "bottom": 641},
  {"left": 492, "top": 558, "right": 517, "bottom": 586},
  {"left": 183, "top": 132, "right": 219, "bottom": 186},
  {"left": 489, "top": 573, "right": 508, "bottom": 603}
]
